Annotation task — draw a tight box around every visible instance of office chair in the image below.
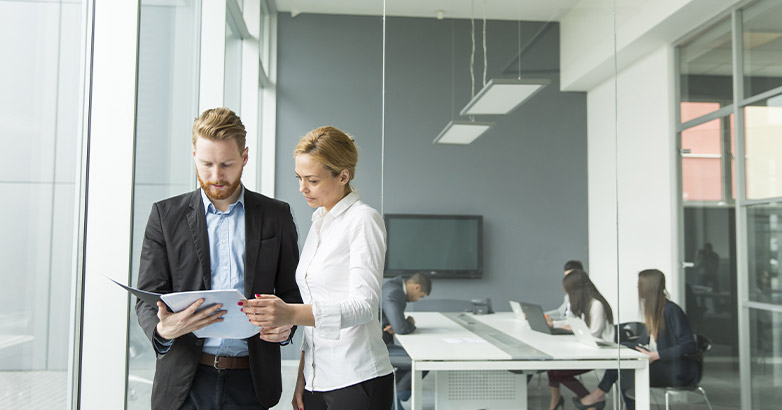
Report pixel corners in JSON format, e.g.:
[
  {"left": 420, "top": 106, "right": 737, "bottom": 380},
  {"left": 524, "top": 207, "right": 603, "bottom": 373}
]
[
  {"left": 616, "top": 321, "right": 646, "bottom": 344},
  {"left": 656, "top": 334, "right": 714, "bottom": 410}
]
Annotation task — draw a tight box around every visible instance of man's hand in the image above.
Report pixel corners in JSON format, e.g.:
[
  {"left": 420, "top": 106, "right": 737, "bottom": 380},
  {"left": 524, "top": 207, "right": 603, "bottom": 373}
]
[
  {"left": 242, "top": 294, "right": 295, "bottom": 327},
  {"left": 155, "top": 299, "right": 226, "bottom": 340},
  {"left": 383, "top": 325, "right": 395, "bottom": 335},
  {"left": 406, "top": 316, "right": 415, "bottom": 326},
  {"left": 259, "top": 325, "right": 293, "bottom": 343}
]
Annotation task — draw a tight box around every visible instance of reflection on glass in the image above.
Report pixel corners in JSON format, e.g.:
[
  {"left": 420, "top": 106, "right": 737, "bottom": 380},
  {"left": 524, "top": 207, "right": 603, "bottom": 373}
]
[
  {"left": 748, "top": 203, "right": 782, "bottom": 305},
  {"left": 681, "top": 113, "right": 735, "bottom": 202},
  {"left": 0, "top": 0, "right": 83, "bottom": 408},
  {"left": 679, "top": 17, "right": 733, "bottom": 121},
  {"left": 127, "top": 1, "right": 200, "bottom": 409},
  {"left": 749, "top": 308, "right": 782, "bottom": 409},
  {"left": 745, "top": 98, "right": 782, "bottom": 200},
  {"left": 743, "top": 0, "right": 782, "bottom": 98},
  {"left": 224, "top": 14, "right": 242, "bottom": 112}
]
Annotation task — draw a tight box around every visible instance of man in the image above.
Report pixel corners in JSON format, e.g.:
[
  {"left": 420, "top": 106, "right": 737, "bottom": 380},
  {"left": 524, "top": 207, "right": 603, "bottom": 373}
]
[
  {"left": 135, "top": 107, "right": 302, "bottom": 410},
  {"left": 545, "top": 260, "right": 583, "bottom": 320},
  {"left": 381, "top": 273, "right": 432, "bottom": 408}
]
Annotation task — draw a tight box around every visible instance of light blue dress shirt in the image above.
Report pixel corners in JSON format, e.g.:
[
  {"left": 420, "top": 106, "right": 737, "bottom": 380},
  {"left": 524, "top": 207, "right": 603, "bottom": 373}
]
[{"left": 200, "top": 187, "right": 248, "bottom": 357}]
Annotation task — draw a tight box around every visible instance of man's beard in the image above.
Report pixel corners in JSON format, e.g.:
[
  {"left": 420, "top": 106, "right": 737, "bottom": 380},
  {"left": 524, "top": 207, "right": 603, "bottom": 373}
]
[{"left": 197, "top": 171, "right": 242, "bottom": 201}]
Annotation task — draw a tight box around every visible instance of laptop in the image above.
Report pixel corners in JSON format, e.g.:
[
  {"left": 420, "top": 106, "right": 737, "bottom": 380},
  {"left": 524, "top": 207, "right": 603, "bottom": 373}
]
[
  {"left": 520, "top": 302, "right": 572, "bottom": 335},
  {"left": 509, "top": 300, "right": 525, "bottom": 320},
  {"left": 566, "top": 316, "right": 617, "bottom": 348}
]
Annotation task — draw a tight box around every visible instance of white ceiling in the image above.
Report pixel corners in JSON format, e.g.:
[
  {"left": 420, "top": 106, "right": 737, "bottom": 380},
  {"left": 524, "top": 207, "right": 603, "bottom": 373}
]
[{"left": 273, "top": 0, "right": 580, "bottom": 22}]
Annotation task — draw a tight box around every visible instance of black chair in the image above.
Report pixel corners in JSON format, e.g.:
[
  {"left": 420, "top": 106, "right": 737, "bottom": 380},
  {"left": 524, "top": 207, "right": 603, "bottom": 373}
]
[
  {"left": 616, "top": 321, "right": 646, "bottom": 344},
  {"left": 656, "top": 334, "right": 714, "bottom": 410}
]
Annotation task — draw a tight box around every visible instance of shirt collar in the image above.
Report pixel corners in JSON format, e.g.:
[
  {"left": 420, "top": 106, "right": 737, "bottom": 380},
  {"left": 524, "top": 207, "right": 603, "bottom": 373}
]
[
  {"left": 201, "top": 185, "right": 245, "bottom": 215},
  {"left": 401, "top": 279, "right": 408, "bottom": 297},
  {"left": 312, "top": 191, "right": 360, "bottom": 221}
]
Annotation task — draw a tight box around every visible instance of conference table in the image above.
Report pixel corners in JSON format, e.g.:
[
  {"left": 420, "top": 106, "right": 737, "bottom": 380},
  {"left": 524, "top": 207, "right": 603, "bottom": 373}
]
[{"left": 395, "top": 312, "right": 649, "bottom": 410}]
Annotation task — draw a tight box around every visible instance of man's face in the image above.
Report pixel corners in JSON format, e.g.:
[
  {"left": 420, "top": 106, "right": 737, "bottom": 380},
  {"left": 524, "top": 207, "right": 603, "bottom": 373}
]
[
  {"left": 193, "top": 136, "right": 248, "bottom": 201},
  {"left": 407, "top": 284, "right": 428, "bottom": 302}
]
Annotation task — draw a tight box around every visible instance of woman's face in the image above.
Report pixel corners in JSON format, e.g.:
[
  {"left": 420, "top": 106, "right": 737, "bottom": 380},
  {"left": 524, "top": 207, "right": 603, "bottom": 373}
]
[{"left": 294, "top": 154, "right": 349, "bottom": 212}]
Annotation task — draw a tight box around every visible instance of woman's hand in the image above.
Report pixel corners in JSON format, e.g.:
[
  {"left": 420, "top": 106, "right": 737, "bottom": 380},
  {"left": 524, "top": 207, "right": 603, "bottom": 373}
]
[
  {"left": 635, "top": 346, "right": 660, "bottom": 363},
  {"left": 242, "top": 294, "right": 295, "bottom": 327},
  {"left": 291, "top": 365, "right": 306, "bottom": 410},
  {"left": 258, "top": 325, "right": 293, "bottom": 343}
]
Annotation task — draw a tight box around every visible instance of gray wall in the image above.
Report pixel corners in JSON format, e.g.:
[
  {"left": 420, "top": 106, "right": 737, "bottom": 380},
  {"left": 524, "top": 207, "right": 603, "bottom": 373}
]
[{"left": 276, "top": 14, "right": 588, "bottom": 315}]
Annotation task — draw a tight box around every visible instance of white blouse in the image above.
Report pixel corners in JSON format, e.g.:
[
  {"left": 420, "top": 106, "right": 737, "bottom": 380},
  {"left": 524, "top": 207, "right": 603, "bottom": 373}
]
[
  {"left": 583, "top": 299, "right": 615, "bottom": 342},
  {"left": 296, "top": 192, "right": 393, "bottom": 391}
]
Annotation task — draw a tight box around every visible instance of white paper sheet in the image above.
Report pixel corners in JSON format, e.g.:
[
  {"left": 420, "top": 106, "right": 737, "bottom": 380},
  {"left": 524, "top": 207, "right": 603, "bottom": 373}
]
[
  {"left": 106, "top": 276, "right": 260, "bottom": 339},
  {"left": 160, "top": 289, "right": 260, "bottom": 339}
]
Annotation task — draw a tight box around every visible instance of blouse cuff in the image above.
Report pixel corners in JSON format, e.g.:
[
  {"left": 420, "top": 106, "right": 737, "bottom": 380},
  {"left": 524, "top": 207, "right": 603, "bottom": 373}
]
[{"left": 313, "top": 300, "right": 342, "bottom": 340}]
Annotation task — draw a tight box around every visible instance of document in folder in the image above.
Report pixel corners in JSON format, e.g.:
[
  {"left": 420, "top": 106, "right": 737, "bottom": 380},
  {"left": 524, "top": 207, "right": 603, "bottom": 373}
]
[{"left": 107, "top": 276, "right": 261, "bottom": 339}]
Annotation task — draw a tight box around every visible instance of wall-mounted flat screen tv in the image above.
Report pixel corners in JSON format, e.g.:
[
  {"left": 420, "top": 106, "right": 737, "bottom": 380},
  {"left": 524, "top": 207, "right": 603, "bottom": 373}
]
[{"left": 383, "top": 214, "right": 483, "bottom": 279}]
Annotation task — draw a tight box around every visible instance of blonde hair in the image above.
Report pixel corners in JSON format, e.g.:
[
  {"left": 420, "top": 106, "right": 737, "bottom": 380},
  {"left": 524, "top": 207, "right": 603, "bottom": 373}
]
[
  {"left": 294, "top": 126, "right": 358, "bottom": 195},
  {"left": 192, "top": 107, "right": 246, "bottom": 152}
]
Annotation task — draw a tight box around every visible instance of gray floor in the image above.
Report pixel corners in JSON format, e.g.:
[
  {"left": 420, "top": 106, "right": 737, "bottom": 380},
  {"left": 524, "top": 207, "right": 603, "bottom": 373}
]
[{"left": 1, "top": 355, "right": 779, "bottom": 409}]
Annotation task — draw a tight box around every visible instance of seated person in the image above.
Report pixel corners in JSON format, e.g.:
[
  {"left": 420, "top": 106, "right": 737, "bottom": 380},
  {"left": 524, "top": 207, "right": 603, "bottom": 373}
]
[
  {"left": 545, "top": 260, "right": 584, "bottom": 320},
  {"left": 547, "top": 270, "right": 614, "bottom": 410},
  {"left": 381, "top": 273, "right": 432, "bottom": 407},
  {"left": 574, "top": 269, "right": 698, "bottom": 410}
]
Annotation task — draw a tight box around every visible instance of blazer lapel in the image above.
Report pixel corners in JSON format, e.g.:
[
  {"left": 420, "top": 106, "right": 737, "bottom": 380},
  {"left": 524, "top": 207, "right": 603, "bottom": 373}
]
[
  {"left": 244, "top": 192, "right": 262, "bottom": 296},
  {"left": 187, "top": 190, "right": 212, "bottom": 290}
]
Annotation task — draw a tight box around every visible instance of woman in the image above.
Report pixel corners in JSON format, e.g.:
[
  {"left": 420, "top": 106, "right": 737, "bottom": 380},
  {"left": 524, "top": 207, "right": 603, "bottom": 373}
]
[
  {"left": 574, "top": 269, "right": 698, "bottom": 410},
  {"left": 546, "top": 270, "right": 614, "bottom": 410},
  {"left": 242, "top": 126, "right": 394, "bottom": 409}
]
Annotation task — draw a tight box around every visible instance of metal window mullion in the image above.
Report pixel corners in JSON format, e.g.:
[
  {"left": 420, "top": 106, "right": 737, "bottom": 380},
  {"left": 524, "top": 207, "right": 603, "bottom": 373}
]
[
  {"left": 676, "top": 105, "right": 735, "bottom": 132},
  {"left": 743, "top": 196, "right": 782, "bottom": 206},
  {"left": 746, "top": 301, "right": 782, "bottom": 313},
  {"left": 741, "top": 84, "right": 782, "bottom": 107},
  {"left": 675, "top": 43, "right": 688, "bottom": 324},
  {"left": 731, "top": 9, "right": 752, "bottom": 410}
]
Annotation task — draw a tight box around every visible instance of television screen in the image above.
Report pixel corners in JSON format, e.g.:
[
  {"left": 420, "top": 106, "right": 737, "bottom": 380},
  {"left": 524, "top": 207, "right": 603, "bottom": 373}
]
[{"left": 383, "top": 214, "right": 482, "bottom": 279}]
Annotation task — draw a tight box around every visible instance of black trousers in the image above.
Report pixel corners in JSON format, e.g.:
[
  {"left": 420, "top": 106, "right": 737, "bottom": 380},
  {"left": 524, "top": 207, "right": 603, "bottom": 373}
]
[
  {"left": 302, "top": 373, "right": 394, "bottom": 410},
  {"left": 179, "top": 364, "right": 267, "bottom": 410},
  {"left": 598, "top": 361, "right": 699, "bottom": 410}
]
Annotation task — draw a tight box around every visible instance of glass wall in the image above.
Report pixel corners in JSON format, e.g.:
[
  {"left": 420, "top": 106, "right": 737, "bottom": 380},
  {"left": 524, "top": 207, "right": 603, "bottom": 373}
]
[
  {"left": 224, "top": 10, "right": 243, "bottom": 112},
  {"left": 677, "top": 0, "right": 782, "bottom": 408},
  {"left": 127, "top": 1, "right": 201, "bottom": 408},
  {"left": 0, "top": 0, "right": 84, "bottom": 408}
]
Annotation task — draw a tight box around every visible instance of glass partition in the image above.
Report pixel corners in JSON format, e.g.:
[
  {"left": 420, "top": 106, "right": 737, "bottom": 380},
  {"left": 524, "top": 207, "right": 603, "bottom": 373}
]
[
  {"left": 743, "top": 0, "right": 782, "bottom": 98},
  {"left": 0, "top": 1, "right": 84, "bottom": 408},
  {"left": 225, "top": 10, "right": 243, "bottom": 112},
  {"left": 127, "top": 1, "right": 201, "bottom": 408},
  {"left": 744, "top": 97, "right": 782, "bottom": 200},
  {"left": 679, "top": 17, "right": 734, "bottom": 122}
]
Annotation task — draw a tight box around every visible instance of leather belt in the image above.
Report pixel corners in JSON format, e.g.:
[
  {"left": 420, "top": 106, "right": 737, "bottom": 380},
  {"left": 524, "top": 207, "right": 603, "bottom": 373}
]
[{"left": 200, "top": 353, "right": 250, "bottom": 370}]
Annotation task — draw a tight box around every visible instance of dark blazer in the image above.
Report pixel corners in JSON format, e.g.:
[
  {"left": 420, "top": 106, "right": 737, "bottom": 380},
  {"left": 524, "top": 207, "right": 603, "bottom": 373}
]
[
  {"left": 638, "top": 300, "right": 699, "bottom": 387},
  {"left": 135, "top": 189, "right": 302, "bottom": 410},
  {"left": 381, "top": 276, "right": 416, "bottom": 344}
]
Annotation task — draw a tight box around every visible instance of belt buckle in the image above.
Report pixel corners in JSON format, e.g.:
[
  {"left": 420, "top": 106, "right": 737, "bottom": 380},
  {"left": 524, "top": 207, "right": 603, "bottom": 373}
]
[{"left": 213, "top": 355, "right": 226, "bottom": 370}]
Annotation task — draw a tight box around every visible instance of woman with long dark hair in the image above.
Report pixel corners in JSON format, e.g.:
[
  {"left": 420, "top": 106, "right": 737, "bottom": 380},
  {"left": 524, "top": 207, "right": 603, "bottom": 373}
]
[
  {"left": 574, "top": 269, "right": 698, "bottom": 410},
  {"left": 546, "top": 270, "right": 614, "bottom": 410}
]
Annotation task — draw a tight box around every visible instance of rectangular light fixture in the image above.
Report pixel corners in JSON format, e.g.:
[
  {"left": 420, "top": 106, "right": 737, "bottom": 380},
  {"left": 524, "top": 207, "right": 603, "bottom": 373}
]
[
  {"left": 460, "top": 78, "right": 550, "bottom": 116},
  {"left": 433, "top": 120, "right": 494, "bottom": 145}
]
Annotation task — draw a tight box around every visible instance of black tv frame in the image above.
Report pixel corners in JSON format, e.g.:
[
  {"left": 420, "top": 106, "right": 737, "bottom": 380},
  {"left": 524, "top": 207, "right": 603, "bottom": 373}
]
[{"left": 383, "top": 213, "right": 483, "bottom": 279}]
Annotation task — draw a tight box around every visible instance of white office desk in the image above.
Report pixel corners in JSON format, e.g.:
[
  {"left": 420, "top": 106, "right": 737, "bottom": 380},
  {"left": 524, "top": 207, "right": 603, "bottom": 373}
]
[{"left": 395, "top": 312, "right": 649, "bottom": 410}]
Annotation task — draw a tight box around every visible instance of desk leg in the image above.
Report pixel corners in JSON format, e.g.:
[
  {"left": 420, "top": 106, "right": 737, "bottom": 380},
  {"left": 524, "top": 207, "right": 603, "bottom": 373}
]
[
  {"left": 411, "top": 361, "right": 422, "bottom": 410},
  {"left": 634, "top": 362, "right": 650, "bottom": 410}
]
